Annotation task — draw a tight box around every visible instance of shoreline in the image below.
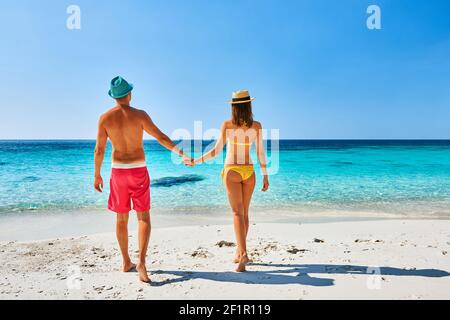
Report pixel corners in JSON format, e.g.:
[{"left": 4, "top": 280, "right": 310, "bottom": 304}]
[
  {"left": 1, "top": 220, "right": 449, "bottom": 300},
  {"left": 1, "top": 208, "right": 450, "bottom": 242}
]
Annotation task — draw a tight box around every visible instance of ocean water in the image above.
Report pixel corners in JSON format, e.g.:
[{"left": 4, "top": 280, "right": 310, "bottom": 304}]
[{"left": 0, "top": 140, "right": 449, "bottom": 218}]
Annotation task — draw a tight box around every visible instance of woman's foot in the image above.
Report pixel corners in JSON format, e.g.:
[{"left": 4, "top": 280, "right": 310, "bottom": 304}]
[
  {"left": 136, "top": 263, "right": 151, "bottom": 283},
  {"left": 234, "top": 251, "right": 252, "bottom": 264},
  {"left": 233, "top": 250, "right": 241, "bottom": 263},
  {"left": 123, "top": 260, "right": 136, "bottom": 272},
  {"left": 235, "top": 254, "right": 249, "bottom": 272}
]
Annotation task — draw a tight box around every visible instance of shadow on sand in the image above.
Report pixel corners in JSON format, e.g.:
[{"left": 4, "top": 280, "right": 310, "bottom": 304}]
[{"left": 149, "top": 263, "right": 450, "bottom": 287}]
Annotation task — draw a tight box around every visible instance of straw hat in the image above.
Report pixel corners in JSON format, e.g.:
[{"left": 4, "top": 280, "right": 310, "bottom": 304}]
[{"left": 229, "top": 90, "right": 256, "bottom": 104}]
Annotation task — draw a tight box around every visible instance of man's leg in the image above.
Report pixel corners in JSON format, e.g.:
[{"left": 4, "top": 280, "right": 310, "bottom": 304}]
[
  {"left": 136, "top": 210, "right": 151, "bottom": 283},
  {"left": 116, "top": 212, "right": 135, "bottom": 272}
]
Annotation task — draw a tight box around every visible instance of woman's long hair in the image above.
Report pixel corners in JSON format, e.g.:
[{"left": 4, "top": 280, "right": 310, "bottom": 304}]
[{"left": 231, "top": 102, "right": 254, "bottom": 127}]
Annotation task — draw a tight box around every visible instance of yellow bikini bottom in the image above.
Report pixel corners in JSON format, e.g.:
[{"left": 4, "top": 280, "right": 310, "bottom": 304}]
[{"left": 221, "top": 165, "right": 255, "bottom": 181}]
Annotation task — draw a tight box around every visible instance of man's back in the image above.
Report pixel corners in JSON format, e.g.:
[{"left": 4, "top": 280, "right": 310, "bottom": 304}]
[{"left": 100, "top": 106, "right": 146, "bottom": 163}]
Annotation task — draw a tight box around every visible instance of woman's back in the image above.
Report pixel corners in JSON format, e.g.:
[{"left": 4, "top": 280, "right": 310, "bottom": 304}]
[{"left": 224, "top": 120, "right": 261, "bottom": 165}]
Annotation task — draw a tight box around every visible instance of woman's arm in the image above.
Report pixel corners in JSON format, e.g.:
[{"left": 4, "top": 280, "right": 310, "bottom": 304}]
[
  {"left": 256, "top": 122, "right": 269, "bottom": 192},
  {"left": 194, "top": 122, "right": 226, "bottom": 165}
]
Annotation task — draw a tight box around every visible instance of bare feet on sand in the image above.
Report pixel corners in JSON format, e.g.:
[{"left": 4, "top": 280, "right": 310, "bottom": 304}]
[
  {"left": 236, "top": 254, "right": 249, "bottom": 272},
  {"left": 233, "top": 251, "right": 241, "bottom": 264},
  {"left": 234, "top": 251, "right": 252, "bottom": 264},
  {"left": 123, "top": 260, "right": 136, "bottom": 273},
  {"left": 136, "top": 263, "right": 151, "bottom": 283}
]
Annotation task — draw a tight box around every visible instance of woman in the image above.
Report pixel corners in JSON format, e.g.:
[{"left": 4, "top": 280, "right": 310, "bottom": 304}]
[{"left": 194, "top": 90, "right": 269, "bottom": 272}]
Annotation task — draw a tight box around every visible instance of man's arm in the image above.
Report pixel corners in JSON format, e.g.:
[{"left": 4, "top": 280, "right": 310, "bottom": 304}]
[
  {"left": 141, "top": 111, "right": 191, "bottom": 163},
  {"left": 94, "top": 116, "right": 108, "bottom": 192}
]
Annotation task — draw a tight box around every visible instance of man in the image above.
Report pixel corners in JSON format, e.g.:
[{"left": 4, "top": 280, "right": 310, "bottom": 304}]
[{"left": 94, "top": 76, "right": 192, "bottom": 283}]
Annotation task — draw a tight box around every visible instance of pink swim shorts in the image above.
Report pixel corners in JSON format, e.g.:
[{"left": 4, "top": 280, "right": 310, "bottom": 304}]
[{"left": 108, "top": 166, "right": 150, "bottom": 213}]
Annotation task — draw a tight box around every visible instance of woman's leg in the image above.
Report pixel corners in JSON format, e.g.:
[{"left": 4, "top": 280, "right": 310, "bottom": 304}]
[
  {"left": 234, "top": 173, "right": 256, "bottom": 263},
  {"left": 242, "top": 173, "right": 256, "bottom": 236},
  {"left": 225, "top": 169, "right": 249, "bottom": 272}
]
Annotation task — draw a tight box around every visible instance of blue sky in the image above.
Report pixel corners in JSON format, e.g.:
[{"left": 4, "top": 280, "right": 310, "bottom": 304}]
[{"left": 1, "top": 0, "right": 449, "bottom": 139}]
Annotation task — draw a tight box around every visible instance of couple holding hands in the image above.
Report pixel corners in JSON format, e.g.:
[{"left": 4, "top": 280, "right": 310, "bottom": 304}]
[{"left": 94, "top": 76, "right": 269, "bottom": 282}]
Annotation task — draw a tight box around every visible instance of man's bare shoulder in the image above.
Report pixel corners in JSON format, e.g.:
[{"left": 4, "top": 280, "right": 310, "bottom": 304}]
[
  {"left": 125, "top": 107, "right": 150, "bottom": 120},
  {"left": 98, "top": 107, "right": 117, "bottom": 124}
]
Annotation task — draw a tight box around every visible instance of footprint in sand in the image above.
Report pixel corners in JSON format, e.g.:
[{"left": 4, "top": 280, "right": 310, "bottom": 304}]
[
  {"left": 191, "top": 247, "right": 213, "bottom": 258},
  {"left": 287, "top": 247, "right": 309, "bottom": 254},
  {"left": 216, "top": 241, "right": 235, "bottom": 248}
]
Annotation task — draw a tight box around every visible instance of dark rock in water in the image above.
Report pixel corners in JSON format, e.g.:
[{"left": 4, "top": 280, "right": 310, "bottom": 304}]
[
  {"left": 313, "top": 238, "right": 324, "bottom": 243},
  {"left": 329, "top": 161, "right": 354, "bottom": 167},
  {"left": 22, "top": 176, "right": 40, "bottom": 182},
  {"left": 152, "top": 174, "right": 205, "bottom": 187}
]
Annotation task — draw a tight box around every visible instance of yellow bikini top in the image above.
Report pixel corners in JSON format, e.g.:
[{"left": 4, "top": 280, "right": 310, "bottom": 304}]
[{"left": 227, "top": 139, "right": 252, "bottom": 146}]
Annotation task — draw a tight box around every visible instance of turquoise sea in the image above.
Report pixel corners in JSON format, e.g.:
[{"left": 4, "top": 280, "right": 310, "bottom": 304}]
[{"left": 0, "top": 140, "right": 449, "bottom": 218}]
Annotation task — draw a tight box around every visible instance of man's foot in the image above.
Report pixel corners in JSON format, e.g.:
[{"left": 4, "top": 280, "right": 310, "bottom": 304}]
[
  {"left": 235, "top": 254, "right": 249, "bottom": 272},
  {"left": 123, "top": 261, "right": 136, "bottom": 272},
  {"left": 136, "top": 263, "right": 151, "bottom": 283}
]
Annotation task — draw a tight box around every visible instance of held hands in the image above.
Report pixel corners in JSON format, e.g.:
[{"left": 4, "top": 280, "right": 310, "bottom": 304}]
[
  {"left": 181, "top": 153, "right": 203, "bottom": 167},
  {"left": 193, "top": 157, "right": 202, "bottom": 166},
  {"left": 94, "top": 175, "right": 103, "bottom": 192},
  {"left": 182, "top": 154, "right": 195, "bottom": 167}
]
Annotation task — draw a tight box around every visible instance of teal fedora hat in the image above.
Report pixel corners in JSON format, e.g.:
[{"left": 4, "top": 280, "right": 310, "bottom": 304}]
[{"left": 108, "top": 76, "right": 134, "bottom": 99}]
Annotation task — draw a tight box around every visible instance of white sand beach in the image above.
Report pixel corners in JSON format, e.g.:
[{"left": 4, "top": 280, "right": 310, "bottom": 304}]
[{"left": 0, "top": 219, "right": 449, "bottom": 300}]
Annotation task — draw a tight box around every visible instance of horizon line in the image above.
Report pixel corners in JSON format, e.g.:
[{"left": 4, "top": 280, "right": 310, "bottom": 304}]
[{"left": 1, "top": 138, "right": 450, "bottom": 141}]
